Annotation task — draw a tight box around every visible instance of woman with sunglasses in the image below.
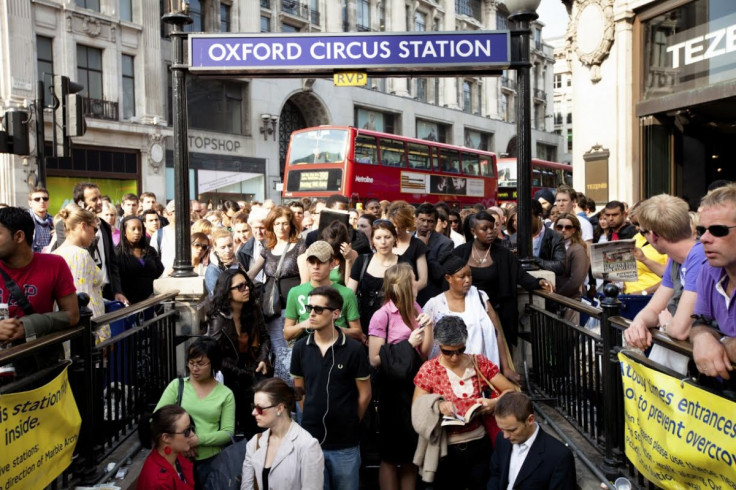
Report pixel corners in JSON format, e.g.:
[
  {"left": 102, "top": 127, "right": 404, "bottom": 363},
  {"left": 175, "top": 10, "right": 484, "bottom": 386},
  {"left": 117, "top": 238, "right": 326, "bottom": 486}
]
[
  {"left": 241, "top": 378, "right": 323, "bottom": 490},
  {"left": 554, "top": 214, "right": 590, "bottom": 323},
  {"left": 368, "top": 263, "right": 433, "bottom": 490},
  {"left": 155, "top": 338, "right": 235, "bottom": 487},
  {"left": 137, "top": 404, "right": 196, "bottom": 490},
  {"left": 413, "top": 316, "right": 516, "bottom": 489},
  {"left": 422, "top": 256, "right": 518, "bottom": 384},
  {"left": 190, "top": 232, "right": 211, "bottom": 277},
  {"left": 54, "top": 205, "right": 107, "bottom": 337},
  {"left": 116, "top": 215, "right": 165, "bottom": 304},
  {"left": 208, "top": 269, "right": 272, "bottom": 438}
]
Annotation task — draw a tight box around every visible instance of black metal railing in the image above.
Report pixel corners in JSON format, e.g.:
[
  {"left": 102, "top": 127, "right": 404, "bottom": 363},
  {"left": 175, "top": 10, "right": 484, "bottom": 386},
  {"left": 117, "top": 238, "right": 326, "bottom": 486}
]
[
  {"left": 82, "top": 97, "right": 119, "bottom": 121},
  {"left": 524, "top": 285, "right": 733, "bottom": 488},
  {"left": 0, "top": 292, "right": 179, "bottom": 488},
  {"left": 455, "top": 0, "right": 482, "bottom": 20},
  {"left": 260, "top": 0, "right": 270, "bottom": 9},
  {"left": 501, "top": 77, "right": 516, "bottom": 90},
  {"left": 534, "top": 88, "right": 546, "bottom": 100},
  {"left": 281, "top": 0, "right": 309, "bottom": 20}
]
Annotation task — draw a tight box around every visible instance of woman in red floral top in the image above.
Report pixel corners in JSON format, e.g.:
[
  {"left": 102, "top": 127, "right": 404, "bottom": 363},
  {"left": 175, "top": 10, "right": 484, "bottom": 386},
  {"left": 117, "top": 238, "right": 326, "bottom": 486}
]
[{"left": 413, "top": 316, "right": 516, "bottom": 489}]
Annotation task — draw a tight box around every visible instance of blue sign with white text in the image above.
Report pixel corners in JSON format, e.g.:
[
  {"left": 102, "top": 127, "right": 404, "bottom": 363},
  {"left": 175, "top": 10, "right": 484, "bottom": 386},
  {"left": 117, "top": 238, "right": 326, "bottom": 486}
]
[{"left": 189, "top": 31, "right": 510, "bottom": 76}]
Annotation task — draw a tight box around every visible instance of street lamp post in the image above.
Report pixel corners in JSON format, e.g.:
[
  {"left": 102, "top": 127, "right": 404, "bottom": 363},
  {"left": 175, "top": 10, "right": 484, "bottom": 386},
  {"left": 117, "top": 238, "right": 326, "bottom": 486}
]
[
  {"left": 506, "top": 0, "right": 540, "bottom": 268},
  {"left": 163, "top": 8, "right": 196, "bottom": 277}
]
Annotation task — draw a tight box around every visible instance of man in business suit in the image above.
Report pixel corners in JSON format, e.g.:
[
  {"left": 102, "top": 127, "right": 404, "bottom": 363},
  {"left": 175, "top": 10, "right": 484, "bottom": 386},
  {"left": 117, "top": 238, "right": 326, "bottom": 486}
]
[
  {"left": 414, "top": 203, "right": 454, "bottom": 306},
  {"left": 489, "top": 392, "right": 577, "bottom": 490}
]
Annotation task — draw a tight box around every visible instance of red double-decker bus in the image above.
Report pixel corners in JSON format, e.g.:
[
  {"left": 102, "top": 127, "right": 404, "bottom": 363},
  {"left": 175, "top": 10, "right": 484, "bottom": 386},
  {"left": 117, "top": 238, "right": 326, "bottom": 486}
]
[
  {"left": 496, "top": 158, "right": 572, "bottom": 204},
  {"left": 282, "top": 126, "right": 498, "bottom": 208}
]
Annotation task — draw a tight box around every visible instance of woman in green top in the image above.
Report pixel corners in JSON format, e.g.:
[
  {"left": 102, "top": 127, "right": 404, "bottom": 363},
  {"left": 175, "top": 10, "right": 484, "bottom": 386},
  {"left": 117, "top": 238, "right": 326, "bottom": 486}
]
[{"left": 155, "top": 338, "right": 236, "bottom": 488}]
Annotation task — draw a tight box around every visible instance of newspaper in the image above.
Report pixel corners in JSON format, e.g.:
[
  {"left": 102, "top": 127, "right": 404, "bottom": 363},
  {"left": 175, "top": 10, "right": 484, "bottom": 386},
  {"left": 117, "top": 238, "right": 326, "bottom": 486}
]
[{"left": 590, "top": 239, "right": 638, "bottom": 281}]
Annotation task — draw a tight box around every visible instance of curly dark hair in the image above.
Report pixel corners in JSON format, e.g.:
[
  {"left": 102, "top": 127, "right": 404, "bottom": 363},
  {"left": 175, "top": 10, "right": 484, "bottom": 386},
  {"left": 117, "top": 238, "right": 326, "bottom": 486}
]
[{"left": 207, "top": 268, "right": 265, "bottom": 331}]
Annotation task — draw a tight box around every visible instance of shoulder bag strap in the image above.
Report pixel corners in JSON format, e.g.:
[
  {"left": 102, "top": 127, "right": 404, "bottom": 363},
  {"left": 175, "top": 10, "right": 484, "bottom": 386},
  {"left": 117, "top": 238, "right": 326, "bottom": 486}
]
[
  {"left": 273, "top": 244, "right": 288, "bottom": 279},
  {"left": 176, "top": 377, "right": 184, "bottom": 406},
  {"left": 472, "top": 355, "right": 499, "bottom": 396},
  {"left": 0, "top": 267, "right": 35, "bottom": 316},
  {"left": 358, "top": 253, "right": 371, "bottom": 283}
]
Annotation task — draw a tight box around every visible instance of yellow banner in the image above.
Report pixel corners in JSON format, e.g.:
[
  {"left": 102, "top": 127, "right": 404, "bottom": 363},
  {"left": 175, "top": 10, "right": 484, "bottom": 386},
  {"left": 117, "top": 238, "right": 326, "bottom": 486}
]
[
  {"left": 619, "top": 352, "right": 736, "bottom": 490},
  {"left": 0, "top": 364, "right": 82, "bottom": 489}
]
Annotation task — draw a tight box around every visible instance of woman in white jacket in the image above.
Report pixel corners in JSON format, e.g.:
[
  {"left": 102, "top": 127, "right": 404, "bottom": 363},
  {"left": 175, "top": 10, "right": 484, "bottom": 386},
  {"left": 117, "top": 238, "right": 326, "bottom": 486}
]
[{"left": 241, "top": 378, "right": 324, "bottom": 490}]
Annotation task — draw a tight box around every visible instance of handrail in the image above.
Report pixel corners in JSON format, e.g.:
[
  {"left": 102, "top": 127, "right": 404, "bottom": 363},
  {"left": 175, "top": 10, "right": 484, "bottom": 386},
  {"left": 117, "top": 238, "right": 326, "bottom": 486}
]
[
  {"left": 91, "top": 291, "right": 179, "bottom": 326},
  {"left": 94, "top": 309, "right": 178, "bottom": 349},
  {"left": 531, "top": 289, "right": 602, "bottom": 317},
  {"left": 609, "top": 316, "right": 694, "bottom": 357},
  {"left": 0, "top": 326, "right": 85, "bottom": 364}
]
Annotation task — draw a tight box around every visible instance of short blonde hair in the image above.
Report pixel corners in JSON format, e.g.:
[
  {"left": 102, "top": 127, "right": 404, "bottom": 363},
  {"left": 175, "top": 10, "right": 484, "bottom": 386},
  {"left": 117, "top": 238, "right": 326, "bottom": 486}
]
[
  {"left": 637, "top": 194, "right": 691, "bottom": 242},
  {"left": 700, "top": 183, "right": 736, "bottom": 216}
]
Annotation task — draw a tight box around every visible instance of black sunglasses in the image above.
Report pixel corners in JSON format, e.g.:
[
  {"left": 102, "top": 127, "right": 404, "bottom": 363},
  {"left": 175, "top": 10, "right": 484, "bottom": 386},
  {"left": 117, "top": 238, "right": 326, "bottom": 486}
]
[
  {"left": 192, "top": 243, "right": 208, "bottom": 249},
  {"left": 555, "top": 224, "right": 575, "bottom": 231},
  {"left": 170, "top": 426, "right": 196, "bottom": 437},
  {"left": 440, "top": 346, "right": 466, "bottom": 357},
  {"left": 696, "top": 225, "right": 736, "bottom": 238},
  {"left": 305, "top": 304, "right": 337, "bottom": 315},
  {"left": 32, "top": 196, "right": 49, "bottom": 202},
  {"left": 251, "top": 403, "right": 276, "bottom": 415},
  {"left": 230, "top": 282, "right": 248, "bottom": 292}
]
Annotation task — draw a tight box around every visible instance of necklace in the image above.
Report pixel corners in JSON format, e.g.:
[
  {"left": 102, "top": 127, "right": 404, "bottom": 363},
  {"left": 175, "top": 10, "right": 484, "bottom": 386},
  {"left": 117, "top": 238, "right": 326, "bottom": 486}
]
[{"left": 472, "top": 244, "right": 491, "bottom": 265}]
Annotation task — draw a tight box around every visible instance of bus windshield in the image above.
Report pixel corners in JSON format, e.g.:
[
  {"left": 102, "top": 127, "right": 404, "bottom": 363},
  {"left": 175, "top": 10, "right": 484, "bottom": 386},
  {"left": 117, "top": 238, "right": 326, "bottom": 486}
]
[
  {"left": 289, "top": 129, "right": 348, "bottom": 165},
  {"left": 497, "top": 160, "right": 517, "bottom": 187}
]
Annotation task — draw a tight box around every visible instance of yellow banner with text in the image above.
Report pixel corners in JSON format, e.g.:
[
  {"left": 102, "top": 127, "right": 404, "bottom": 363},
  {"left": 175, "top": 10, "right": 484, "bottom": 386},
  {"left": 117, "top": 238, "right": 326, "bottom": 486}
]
[
  {"left": 619, "top": 352, "right": 736, "bottom": 490},
  {"left": 0, "top": 364, "right": 82, "bottom": 489}
]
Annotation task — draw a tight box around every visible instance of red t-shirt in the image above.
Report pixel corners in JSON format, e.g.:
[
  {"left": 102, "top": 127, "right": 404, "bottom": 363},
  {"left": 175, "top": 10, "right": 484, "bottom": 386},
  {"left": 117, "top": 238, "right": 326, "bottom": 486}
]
[{"left": 0, "top": 253, "right": 76, "bottom": 318}]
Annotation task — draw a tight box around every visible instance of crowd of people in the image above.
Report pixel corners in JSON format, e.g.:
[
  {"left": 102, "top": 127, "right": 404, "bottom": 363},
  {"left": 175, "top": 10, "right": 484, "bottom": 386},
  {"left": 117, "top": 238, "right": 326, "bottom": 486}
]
[{"left": 2, "top": 179, "right": 736, "bottom": 489}]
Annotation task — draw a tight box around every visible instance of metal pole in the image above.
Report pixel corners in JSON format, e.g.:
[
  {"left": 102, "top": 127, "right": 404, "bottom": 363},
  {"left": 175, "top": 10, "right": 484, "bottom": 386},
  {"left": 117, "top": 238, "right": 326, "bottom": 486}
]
[
  {"left": 163, "top": 11, "right": 196, "bottom": 277},
  {"left": 599, "top": 283, "right": 624, "bottom": 478},
  {"left": 509, "top": 11, "right": 536, "bottom": 267},
  {"left": 36, "top": 80, "right": 46, "bottom": 187}
]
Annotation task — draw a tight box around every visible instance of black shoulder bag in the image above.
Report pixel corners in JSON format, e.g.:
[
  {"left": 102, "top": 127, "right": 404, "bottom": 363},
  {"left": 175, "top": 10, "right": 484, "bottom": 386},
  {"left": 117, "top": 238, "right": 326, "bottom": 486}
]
[{"left": 0, "top": 267, "right": 35, "bottom": 316}]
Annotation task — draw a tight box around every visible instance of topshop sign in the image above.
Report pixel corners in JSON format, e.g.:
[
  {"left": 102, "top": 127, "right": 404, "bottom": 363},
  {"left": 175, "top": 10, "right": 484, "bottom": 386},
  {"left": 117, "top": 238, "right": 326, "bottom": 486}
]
[{"left": 189, "top": 32, "right": 510, "bottom": 76}]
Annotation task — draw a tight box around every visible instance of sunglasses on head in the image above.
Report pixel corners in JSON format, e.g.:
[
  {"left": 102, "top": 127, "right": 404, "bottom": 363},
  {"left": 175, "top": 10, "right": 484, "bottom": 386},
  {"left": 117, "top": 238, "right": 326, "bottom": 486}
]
[
  {"left": 251, "top": 403, "right": 276, "bottom": 415},
  {"left": 171, "top": 426, "right": 196, "bottom": 437},
  {"left": 696, "top": 224, "right": 736, "bottom": 238},
  {"left": 32, "top": 196, "right": 49, "bottom": 202},
  {"left": 555, "top": 224, "right": 575, "bottom": 231},
  {"left": 305, "top": 304, "right": 336, "bottom": 315},
  {"left": 440, "top": 346, "right": 466, "bottom": 357},
  {"left": 230, "top": 282, "right": 248, "bottom": 292}
]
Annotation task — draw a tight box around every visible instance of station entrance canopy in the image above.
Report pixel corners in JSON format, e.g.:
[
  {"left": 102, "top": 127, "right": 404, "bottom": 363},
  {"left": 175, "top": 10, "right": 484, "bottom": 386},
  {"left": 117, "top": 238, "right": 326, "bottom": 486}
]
[{"left": 188, "top": 31, "right": 512, "bottom": 77}]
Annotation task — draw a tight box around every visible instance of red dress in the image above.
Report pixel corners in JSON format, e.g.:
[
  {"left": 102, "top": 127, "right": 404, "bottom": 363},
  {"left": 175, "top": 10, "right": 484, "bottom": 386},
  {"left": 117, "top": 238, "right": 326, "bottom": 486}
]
[
  {"left": 136, "top": 450, "right": 195, "bottom": 490},
  {"left": 414, "top": 354, "right": 500, "bottom": 433}
]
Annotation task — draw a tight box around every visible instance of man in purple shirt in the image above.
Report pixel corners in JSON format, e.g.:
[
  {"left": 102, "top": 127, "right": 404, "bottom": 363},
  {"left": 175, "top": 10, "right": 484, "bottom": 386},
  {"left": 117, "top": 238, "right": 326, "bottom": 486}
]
[
  {"left": 624, "top": 195, "right": 706, "bottom": 350},
  {"left": 691, "top": 184, "right": 736, "bottom": 380}
]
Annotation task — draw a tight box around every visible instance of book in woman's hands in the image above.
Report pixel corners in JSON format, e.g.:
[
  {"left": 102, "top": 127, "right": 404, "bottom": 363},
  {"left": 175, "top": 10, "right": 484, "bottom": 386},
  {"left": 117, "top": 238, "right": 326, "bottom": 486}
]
[{"left": 441, "top": 402, "right": 485, "bottom": 427}]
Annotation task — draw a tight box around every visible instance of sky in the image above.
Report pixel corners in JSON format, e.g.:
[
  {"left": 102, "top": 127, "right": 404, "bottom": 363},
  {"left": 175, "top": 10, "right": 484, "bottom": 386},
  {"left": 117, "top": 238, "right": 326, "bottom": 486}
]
[{"left": 536, "top": 0, "right": 570, "bottom": 40}]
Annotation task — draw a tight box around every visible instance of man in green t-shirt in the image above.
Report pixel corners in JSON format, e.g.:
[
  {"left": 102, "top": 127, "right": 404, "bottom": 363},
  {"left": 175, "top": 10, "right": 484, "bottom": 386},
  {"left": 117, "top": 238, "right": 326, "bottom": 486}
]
[{"left": 284, "top": 241, "right": 365, "bottom": 343}]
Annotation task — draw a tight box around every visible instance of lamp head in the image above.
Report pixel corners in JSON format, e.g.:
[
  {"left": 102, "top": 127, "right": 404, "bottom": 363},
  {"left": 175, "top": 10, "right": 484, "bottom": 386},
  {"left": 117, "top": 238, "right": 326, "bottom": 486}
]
[
  {"left": 261, "top": 113, "right": 271, "bottom": 122},
  {"left": 504, "top": 0, "right": 541, "bottom": 21}
]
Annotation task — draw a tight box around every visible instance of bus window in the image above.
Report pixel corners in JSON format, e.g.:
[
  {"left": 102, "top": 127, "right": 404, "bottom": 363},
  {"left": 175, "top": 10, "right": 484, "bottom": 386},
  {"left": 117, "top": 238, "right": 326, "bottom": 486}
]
[
  {"left": 564, "top": 170, "right": 573, "bottom": 186},
  {"left": 408, "top": 142, "right": 432, "bottom": 170},
  {"left": 288, "top": 129, "right": 348, "bottom": 164},
  {"left": 478, "top": 159, "right": 491, "bottom": 177},
  {"left": 461, "top": 152, "right": 480, "bottom": 175},
  {"left": 439, "top": 148, "right": 461, "bottom": 173},
  {"left": 532, "top": 168, "right": 541, "bottom": 187},
  {"left": 380, "top": 139, "right": 407, "bottom": 167},
  {"left": 355, "top": 134, "right": 378, "bottom": 165},
  {"left": 541, "top": 169, "right": 556, "bottom": 188}
]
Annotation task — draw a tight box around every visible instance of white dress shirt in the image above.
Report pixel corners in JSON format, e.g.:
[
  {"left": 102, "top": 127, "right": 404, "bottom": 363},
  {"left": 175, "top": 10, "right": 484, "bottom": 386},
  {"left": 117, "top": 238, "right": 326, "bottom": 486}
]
[{"left": 507, "top": 423, "right": 540, "bottom": 490}]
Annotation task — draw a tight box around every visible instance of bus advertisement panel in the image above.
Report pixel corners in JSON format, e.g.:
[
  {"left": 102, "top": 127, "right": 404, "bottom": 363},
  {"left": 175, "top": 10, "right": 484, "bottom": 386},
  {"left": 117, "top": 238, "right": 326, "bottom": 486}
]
[{"left": 283, "top": 126, "right": 497, "bottom": 208}]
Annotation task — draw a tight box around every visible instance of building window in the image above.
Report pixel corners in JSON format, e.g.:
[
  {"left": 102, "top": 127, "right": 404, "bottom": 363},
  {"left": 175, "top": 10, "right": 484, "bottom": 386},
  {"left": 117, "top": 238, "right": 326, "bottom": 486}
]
[
  {"left": 567, "top": 128, "right": 573, "bottom": 152},
  {"left": 463, "top": 81, "right": 472, "bottom": 113},
  {"left": 281, "top": 22, "right": 299, "bottom": 32},
  {"left": 566, "top": 77, "right": 571, "bottom": 87},
  {"left": 188, "top": 78, "right": 245, "bottom": 135},
  {"left": 185, "top": 0, "right": 203, "bottom": 32},
  {"left": 122, "top": 55, "right": 135, "bottom": 120},
  {"left": 261, "top": 16, "right": 271, "bottom": 32},
  {"left": 379, "top": 3, "right": 385, "bottom": 31},
  {"left": 417, "top": 78, "right": 428, "bottom": 102},
  {"left": 414, "top": 11, "right": 426, "bottom": 31},
  {"left": 456, "top": 0, "right": 481, "bottom": 20},
  {"left": 496, "top": 12, "right": 508, "bottom": 30},
  {"left": 566, "top": 112, "right": 572, "bottom": 124},
  {"left": 37, "top": 36, "right": 54, "bottom": 108},
  {"left": 77, "top": 45, "right": 103, "bottom": 100},
  {"left": 221, "top": 4, "right": 231, "bottom": 32},
  {"left": 357, "top": 0, "right": 370, "bottom": 31},
  {"left": 120, "top": 0, "right": 133, "bottom": 21},
  {"left": 554, "top": 74, "right": 562, "bottom": 89},
  {"left": 76, "top": 0, "right": 100, "bottom": 11}
]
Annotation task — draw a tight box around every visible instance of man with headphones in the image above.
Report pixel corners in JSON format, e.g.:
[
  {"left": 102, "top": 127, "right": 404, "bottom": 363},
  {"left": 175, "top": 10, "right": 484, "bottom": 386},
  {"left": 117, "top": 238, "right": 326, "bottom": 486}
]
[{"left": 291, "top": 285, "right": 371, "bottom": 490}]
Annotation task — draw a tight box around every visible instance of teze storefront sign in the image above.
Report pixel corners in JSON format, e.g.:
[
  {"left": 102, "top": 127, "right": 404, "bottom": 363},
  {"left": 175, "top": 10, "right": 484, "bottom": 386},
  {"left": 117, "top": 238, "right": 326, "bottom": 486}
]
[
  {"left": 584, "top": 144, "right": 610, "bottom": 203},
  {"left": 189, "top": 32, "right": 510, "bottom": 76}
]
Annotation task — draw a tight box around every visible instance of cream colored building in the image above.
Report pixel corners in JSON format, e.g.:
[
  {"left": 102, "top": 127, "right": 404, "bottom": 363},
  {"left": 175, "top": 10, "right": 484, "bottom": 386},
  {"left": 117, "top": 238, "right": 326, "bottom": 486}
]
[
  {"left": 1, "top": 0, "right": 563, "bottom": 211},
  {"left": 563, "top": 0, "right": 735, "bottom": 207}
]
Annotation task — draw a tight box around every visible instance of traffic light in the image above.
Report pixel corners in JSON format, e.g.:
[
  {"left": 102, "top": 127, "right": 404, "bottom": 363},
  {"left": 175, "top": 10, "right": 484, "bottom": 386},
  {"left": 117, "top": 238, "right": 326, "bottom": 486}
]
[
  {"left": 1, "top": 108, "right": 30, "bottom": 156},
  {"left": 53, "top": 75, "right": 86, "bottom": 157}
]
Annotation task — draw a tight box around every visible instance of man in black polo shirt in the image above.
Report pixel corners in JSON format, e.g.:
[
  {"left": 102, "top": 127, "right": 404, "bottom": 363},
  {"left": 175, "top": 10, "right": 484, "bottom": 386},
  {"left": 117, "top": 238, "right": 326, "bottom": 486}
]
[{"left": 291, "top": 286, "right": 371, "bottom": 490}]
